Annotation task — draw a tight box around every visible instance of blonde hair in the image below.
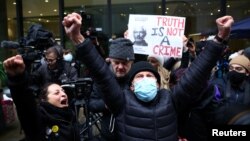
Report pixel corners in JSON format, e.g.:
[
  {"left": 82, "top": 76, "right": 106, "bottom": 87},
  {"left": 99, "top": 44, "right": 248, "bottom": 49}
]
[{"left": 157, "top": 66, "right": 170, "bottom": 90}]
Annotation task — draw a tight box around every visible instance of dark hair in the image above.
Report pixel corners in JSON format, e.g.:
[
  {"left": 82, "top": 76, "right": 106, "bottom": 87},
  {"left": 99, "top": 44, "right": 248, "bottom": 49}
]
[
  {"left": 39, "top": 82, "right": 55, "bottom": 101},
  {"left": 45, "top": 45, "right": 63, "bottom": 60},
  {"left": 63, "top": 49, "right": 72, "bottom": 54}
]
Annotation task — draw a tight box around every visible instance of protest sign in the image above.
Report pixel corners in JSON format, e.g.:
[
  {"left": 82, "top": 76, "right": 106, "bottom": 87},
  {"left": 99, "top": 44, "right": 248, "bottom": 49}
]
[{"left": 128, "top": 14, "right": 186, "bottom": 58}]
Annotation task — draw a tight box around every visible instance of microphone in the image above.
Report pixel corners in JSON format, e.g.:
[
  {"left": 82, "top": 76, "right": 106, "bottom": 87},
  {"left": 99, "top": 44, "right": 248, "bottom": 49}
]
[
  {"left": 1, "top": 40, "right": 20, "bottom": 49},
  {"left": 61, "top": 84, "right": 75, "bottom": 88}
]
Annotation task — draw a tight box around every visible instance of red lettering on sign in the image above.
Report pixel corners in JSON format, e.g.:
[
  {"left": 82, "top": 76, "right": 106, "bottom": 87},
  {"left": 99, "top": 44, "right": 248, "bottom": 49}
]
[{"left": 153, "top": 45, "right": 182, "bottom": 57}]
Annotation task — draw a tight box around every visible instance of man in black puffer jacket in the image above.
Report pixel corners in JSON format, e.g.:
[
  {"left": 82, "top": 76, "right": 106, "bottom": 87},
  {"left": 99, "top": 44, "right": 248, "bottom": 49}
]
[{"left": 63, "top": 12, "right": 234, "bottom": 141}]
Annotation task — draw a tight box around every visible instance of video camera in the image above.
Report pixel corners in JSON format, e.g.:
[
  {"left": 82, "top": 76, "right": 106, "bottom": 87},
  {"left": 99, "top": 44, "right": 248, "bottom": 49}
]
[
  {"left": 1, "top": 24, "right": 56, "bottom": 63},
  {"left": 61, "top": 77, "right": 93, "bottom": 100},
  {"left": 1, "top": 40, "right": 43, "bottom": 63}
]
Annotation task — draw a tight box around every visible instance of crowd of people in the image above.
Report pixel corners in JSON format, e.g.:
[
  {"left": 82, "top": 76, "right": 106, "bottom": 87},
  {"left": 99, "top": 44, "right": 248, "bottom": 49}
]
[{"left": 2, "top": 11, "right": 250, "bottom": 141}]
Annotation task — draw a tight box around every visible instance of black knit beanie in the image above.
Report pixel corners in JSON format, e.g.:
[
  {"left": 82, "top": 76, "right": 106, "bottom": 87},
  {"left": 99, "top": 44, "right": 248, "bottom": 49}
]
[
  {"left": 109, "top": 38, "right": 135, "bottom": 61},
  {"left": 128, "top": 61, "right": 161, "bottom": 86}
]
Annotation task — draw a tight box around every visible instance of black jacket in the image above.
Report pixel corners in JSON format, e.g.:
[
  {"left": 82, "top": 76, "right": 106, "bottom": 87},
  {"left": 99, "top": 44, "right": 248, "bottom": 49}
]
[
  {"left": 197, "top": 75, "right": 250, "bottom": 125},
  {"left": 88, "top": 64, "right": 129, "bottom": 141},
  {"left": 31, "top": 60, "right": 78, "bottom": 86},
  {"left": 184, "top": 75, "right": 250, "bottom": 141},
  {"left": 8, "top": 72, "right": 80, "bottom": 141},
  {"left": 75, "top": 39, "right": 225, "bottom": 141}
]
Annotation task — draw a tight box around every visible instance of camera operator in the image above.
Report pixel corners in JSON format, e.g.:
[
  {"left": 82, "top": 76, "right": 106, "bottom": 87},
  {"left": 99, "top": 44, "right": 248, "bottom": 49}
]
[{"left": 30, "top": 45, "right": 78, "bottom": 99}]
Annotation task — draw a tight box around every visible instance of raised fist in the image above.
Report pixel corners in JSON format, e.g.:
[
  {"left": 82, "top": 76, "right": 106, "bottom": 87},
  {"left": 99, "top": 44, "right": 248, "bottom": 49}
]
[
  {"left": 216, "top": 15, "right": 234, "bottom": 39},
  {"left": 62, "top": 12, "right": 84, "bottom": 45},
  {"left": 3, "top": 55, "right": 25, "bottom": 77}
]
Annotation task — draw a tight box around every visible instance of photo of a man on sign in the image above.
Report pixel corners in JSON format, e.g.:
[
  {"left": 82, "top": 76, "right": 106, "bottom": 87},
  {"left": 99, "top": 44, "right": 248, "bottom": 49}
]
[
  {"left": 133, "top": 26, "right": 148, "bottom": 46},
  {"left": 128, "top": 14, "right": 186, "bottom": 58}
]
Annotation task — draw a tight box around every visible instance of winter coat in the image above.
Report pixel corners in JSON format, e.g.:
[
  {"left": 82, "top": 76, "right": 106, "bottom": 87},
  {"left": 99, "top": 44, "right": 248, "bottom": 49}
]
[
  {"left": 7, "top": 72, "right": 80, "bottom": 141},
  {"left": 88, "top": 64, "right": 129, "bottom": 141},
  {"left": 31, "top": 60, "right": 78, "bottom": 86},
  {"left": 75, "top": 39, "right": 225, "bottom": 141},
  {"left": 209, "top": 76, "right": 250, "bottom": 124},
  {"left": 184, "top": 75, "right": 250, "bottom": 141}
]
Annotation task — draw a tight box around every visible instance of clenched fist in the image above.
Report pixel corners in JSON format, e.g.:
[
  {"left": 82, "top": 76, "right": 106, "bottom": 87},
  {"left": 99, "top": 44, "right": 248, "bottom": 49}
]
[
  {"left": 3, "top": 55, "right": 25, "bottom": 77},
  {"left": 62, "top": 12, "right": 84, "bottom": 45},
  {"left": 216, "top": 15, "right": 234, "bottom": 39}
]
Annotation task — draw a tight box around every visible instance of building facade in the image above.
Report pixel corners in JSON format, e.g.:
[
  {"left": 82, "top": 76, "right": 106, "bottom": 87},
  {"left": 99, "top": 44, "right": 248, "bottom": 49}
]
[{"left": 0, "top": 0, "right": 250, "bottom": 60}]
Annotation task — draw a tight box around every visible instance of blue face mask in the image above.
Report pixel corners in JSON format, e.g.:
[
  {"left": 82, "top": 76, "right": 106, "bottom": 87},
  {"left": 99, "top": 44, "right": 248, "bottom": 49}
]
[
  {"left": 63, "top": 54, "right": 73, "bottom": 62},
  {"left": 134, "top": 77, "right": 158, "bottom": 102}
]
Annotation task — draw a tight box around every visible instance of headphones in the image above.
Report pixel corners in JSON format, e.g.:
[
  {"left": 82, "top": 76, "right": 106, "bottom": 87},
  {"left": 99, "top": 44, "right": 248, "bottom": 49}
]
[
  {"left": 45, "top": 45, "right": 63, "bottom": 61},
  {"left": 44, "top": 45, "right": 63, "bottom": 61},
  {"left": 54, "top": 45, "right": 63, "bottom": 60}
]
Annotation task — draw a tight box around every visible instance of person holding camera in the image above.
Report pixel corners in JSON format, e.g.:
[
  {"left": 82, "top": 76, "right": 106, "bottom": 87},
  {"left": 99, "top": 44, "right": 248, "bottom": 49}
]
[
  {"left": 3, "top": 55, "right": 81, "bottom": 141},
  {"left": 30, "top": 45, "right": 78, "bottom": 97},
  {"left": 63, "top": 12, "right": 233, "bottom": 140}
]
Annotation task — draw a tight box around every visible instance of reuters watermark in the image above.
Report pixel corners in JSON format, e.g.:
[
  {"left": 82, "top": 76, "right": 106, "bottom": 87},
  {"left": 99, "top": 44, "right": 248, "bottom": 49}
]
[{"left": 212, "top": 129, "right": 246, "bottom": 137}]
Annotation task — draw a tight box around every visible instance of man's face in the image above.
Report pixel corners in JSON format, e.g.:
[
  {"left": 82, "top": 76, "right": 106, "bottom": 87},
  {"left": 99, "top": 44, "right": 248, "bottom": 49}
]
[
  {"left": 130, "top": 71, "right": 159, "bottom": 91},
  {"left": 110, "top": 58, "right": 133, "bottom": 78},
  {"left": 45, "top": 52, "right": 58, "bottom": 70},
  {"left": 133, "top": 27, "right": 146, "bottom": 42}
]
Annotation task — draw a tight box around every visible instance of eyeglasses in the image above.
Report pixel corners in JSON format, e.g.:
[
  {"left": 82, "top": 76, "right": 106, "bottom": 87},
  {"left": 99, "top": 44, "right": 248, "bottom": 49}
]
[
  {"left": 45, "top": 58, "right": 57, "bottom": 63},
  {"left": 229, "top": 65, "right": 245, "bottom": 72}
]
